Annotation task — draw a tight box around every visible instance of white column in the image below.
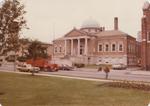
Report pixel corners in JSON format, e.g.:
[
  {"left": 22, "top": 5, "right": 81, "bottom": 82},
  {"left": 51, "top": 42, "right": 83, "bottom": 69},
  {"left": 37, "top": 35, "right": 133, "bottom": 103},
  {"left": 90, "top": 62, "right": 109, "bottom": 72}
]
[
  {"left": 84, "top": 38, "right": 88, "bottom": 55},
  {"left": 78, "top": 38, "right": 80, "bottom": 56},
  {"left": 64, "top": 39, "right": 67, "bottom": 55},
  {"left": 71, "top": 39, "right": 73, "bottom": 55}
]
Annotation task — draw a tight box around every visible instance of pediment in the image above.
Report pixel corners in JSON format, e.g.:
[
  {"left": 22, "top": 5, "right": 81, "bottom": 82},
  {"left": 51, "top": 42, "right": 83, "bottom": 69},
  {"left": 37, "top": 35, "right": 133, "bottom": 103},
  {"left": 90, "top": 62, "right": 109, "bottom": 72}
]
[{"left": 64, "top": 28, "right": 87, "bottom": 37}]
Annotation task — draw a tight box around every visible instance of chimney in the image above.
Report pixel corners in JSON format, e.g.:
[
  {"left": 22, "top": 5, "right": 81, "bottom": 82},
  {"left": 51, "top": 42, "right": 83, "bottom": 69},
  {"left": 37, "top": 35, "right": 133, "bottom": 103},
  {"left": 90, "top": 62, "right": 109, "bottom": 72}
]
[{"left": 114, "top": 17, "right": 118, "bottom": 30}]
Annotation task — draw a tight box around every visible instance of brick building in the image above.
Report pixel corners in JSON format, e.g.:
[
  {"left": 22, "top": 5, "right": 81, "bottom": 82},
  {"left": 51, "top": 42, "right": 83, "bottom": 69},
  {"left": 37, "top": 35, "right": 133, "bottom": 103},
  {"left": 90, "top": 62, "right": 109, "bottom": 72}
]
[
  {"left": 141, "top": 1, "right": 150, "bottom": 70},
  {"left": 53, "top": 17, "right": 137, "bottom": 66}
]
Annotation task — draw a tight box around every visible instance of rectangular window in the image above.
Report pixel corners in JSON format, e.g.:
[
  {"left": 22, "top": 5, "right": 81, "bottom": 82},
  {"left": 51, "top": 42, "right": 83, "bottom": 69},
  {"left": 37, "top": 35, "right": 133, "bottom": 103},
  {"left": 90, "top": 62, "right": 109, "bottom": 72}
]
[
  {"left": 59, "top": 47, "right": 62, "bottom": 52},
  {"left": 55, "top": 47, "right": 57, "bottom": 53},
  {"left": 148, "top": 34, "right": 150, "bottom": 41},
  {"left": 98, "top": 44, "right": 103, "bottom": 52}
]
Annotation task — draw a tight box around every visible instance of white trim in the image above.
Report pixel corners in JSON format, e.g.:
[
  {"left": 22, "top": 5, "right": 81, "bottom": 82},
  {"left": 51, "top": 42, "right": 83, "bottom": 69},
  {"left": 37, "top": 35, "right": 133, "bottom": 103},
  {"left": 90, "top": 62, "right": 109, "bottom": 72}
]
[
  {"left": 77, "top": 39, "right": 80, "bottom": 56},
  {"left": 71, "top": 39, "right": 74, "bottom": 55},
  {"left": 84, "top": 38, "right": 88, "bottom": 55},
  {"left": 64, "top": 36, "right": 90, "bottom": 40},
  {"left": 64, "top": 40, "right": 67, "bottom": 55}
]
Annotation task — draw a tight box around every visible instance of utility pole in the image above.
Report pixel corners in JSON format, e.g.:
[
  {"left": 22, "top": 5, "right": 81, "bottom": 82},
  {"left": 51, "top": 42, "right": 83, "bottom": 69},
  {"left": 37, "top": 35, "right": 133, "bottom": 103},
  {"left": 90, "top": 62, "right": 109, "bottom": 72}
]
[{"left": 52, "top": 23, "right": 55, "bottom": 64}]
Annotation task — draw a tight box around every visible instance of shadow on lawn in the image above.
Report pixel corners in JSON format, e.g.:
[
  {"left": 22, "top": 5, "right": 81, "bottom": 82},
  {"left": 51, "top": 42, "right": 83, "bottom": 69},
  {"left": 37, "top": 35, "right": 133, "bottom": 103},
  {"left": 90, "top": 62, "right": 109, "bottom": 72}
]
[
  {"left": 0, "top": 92, "right": 5, "bottom": 96},
  {"left": 97, "top": 83, "right": 108, "bottom": 87}
]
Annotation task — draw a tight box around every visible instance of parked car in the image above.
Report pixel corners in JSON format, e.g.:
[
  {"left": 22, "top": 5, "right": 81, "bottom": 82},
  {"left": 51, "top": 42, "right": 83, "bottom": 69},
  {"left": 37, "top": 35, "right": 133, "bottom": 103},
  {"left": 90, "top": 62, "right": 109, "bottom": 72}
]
[
  {"left": 59, "top": 64, "right": 74, "bottom": 71},
  {"left": 112, "top": 64, "right": 127, "bottom": 70},
  {"left": 44, "top": 63, "right": 59, "bottom": 72},
  {"left": 17, "top": 63, "right": 40, "bottom": 73},
  {"left": 26, "top": 58, "right": 59, "bottom": 72}
]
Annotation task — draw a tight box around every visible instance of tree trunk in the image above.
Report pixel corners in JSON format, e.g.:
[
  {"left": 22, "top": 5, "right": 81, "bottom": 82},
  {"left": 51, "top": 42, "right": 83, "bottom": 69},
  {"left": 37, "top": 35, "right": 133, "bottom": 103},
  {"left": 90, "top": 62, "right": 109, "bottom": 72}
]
[
  {"left": 31, "top": 58, "right": 36, "bottom": 76},
  {"left": 14, "top": 52, "right": 17, "bottom": 71},
  {"left": 31, "top": 70, "right": 34, "bottom": 76},
  {"left": 105, "top": 72, "right": 108, "bottom": 79}
]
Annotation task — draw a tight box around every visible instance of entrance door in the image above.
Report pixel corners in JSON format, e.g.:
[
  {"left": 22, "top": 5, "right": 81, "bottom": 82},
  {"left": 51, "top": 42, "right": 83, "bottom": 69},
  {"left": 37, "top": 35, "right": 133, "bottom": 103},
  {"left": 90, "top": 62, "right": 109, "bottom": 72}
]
[{"left": 80, "top": 45, "right": 84, "bottom": 55}]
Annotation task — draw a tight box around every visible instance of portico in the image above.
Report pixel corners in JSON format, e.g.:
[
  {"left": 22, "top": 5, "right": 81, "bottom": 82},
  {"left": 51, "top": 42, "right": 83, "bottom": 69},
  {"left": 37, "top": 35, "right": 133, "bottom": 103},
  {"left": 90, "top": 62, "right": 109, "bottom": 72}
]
[{"left": 64, "top": 36, "right": 89, "bottom": 56}]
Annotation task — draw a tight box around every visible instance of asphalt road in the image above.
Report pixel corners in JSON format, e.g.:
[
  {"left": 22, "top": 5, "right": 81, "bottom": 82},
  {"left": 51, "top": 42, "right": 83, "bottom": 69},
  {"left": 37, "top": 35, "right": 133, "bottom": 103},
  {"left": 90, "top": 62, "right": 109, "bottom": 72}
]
[
  {"left": 41, "top": 69, "right": 150, "bottom": 82},
  {"left": 1, "top": 63, "right": 150, "bottom": 82}
]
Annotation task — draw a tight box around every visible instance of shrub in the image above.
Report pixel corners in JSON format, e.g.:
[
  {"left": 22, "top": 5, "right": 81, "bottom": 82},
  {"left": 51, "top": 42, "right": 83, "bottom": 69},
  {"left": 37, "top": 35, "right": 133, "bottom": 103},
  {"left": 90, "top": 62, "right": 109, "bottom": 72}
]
[
  {"left": 98, "top": 67, "right": 102, "bottom": 72},
  {"left": 107, "top": 81, "right": 150, "bottom": 91},
  {"left": 74, "top": 63, "right": 85, "bottom": 68},
  {"left": 17, "top": 56, "right": 28, "bottom": 62}
]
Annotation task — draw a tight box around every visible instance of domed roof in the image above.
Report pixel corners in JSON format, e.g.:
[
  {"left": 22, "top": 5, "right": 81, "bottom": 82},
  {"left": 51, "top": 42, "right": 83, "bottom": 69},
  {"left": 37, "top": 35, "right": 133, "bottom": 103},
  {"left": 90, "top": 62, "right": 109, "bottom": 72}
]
[
  {"left": 81, "top": 19, "right": 100, "bottom": 28},
  {"left": 143, "top": 1, "right": 150, "bottom": 10}
]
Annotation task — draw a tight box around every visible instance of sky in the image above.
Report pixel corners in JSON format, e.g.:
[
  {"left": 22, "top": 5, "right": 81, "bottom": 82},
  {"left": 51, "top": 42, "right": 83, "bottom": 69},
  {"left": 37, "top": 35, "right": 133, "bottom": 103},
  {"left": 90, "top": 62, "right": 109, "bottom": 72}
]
[{"left": 6, "top": 0, "right": 150, "bottom": 43}]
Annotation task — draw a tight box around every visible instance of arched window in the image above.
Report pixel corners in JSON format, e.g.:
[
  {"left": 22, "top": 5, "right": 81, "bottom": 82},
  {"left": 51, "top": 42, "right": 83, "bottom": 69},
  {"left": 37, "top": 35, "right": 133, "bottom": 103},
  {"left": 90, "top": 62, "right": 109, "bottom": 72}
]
[
  {"left": 119, "top": 44, "right": 123, "bottom": 52},
  {"left": 112, "top": 44, "right": 116, "bottom": 51}
]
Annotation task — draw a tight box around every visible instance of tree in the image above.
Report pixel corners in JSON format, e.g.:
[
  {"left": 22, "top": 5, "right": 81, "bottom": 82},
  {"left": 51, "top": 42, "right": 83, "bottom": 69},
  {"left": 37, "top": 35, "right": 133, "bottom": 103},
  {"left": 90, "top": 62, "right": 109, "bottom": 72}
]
[
  {"left": 0, "top": 0, "right": 27, "bottom": 71},
  {"left": 19, "top": 38, "right": 31, "bottom": 57},
  {"left": 28, "top": 40, "right": 48, "bottom": 75},
  {"left": 16, "top": 38, "right": 31, "bottom": 62},
  {"left": 28, "top": 40, "right": 48, "bottom": 60}
]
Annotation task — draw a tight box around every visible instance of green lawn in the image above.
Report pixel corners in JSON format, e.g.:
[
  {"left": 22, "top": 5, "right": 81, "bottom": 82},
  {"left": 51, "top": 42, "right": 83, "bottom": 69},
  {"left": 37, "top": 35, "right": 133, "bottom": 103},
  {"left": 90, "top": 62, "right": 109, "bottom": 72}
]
[{"left": 0, "top": 72, "right": 150, "bottom": 106}]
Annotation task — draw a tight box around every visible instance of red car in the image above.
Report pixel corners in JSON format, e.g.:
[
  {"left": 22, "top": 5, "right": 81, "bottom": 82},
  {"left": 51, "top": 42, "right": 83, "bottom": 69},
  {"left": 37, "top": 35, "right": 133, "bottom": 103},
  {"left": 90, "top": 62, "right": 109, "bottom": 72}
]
[
  {"left": 44, "top": 63, "right": 59, "bottom": 72},
  {"left": 26, "top": 58, "right": 59, "bottom": 72}
]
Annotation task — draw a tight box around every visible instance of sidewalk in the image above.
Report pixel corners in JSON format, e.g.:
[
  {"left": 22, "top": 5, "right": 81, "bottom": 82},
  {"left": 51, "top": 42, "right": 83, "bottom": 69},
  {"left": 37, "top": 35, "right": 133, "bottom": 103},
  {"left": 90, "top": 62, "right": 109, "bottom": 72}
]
[
  {"left": 78, "top": 67, "right": 150, "bottom": 76},
  {"left": 129, "top": 71, "right": 150, "bottom": 76},
  {"left": 1, "top": 69, "right": 150, "bottom": 85}
]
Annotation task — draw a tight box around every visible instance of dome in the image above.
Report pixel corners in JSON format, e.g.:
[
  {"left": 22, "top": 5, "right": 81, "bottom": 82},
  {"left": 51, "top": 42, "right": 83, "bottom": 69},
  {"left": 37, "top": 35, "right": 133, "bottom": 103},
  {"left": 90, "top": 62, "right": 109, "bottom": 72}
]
[
  {"left": 143, "top": 1, "right": 150, "bottom": 10},
  {"left": 81, "top": 19, "right": 100, "bottom": 28}
]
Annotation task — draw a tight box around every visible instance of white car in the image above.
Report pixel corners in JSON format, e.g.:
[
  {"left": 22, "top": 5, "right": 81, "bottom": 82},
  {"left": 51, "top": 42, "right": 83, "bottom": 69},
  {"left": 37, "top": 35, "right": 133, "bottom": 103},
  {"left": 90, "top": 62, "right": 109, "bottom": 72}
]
[
  {"left": 112, "top": 64, "right": 127, "bottom": 70},
  {"left": 17, "top": 63, "right": 40, "bottom": 73}
]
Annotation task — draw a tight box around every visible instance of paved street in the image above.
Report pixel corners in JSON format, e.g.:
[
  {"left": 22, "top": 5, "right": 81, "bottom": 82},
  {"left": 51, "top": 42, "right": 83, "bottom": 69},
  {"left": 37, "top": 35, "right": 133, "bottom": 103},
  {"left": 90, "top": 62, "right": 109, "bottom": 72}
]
[
  {"left": 1, "top": 63, "right": 150, "bottom": 82},
  {"left": 40, "top": 68, "right": 150, "bottom": 82},
  {"left": 0, "top": 62, "right": 15, "bottom": 71}
]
